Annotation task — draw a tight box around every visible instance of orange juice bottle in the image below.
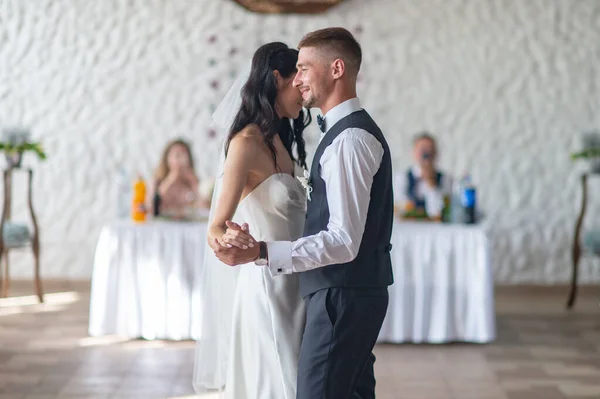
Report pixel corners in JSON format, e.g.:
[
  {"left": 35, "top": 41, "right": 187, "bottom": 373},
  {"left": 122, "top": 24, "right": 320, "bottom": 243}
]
[{"left": 131, "top": 174, "right": 147, "bottom": 222}]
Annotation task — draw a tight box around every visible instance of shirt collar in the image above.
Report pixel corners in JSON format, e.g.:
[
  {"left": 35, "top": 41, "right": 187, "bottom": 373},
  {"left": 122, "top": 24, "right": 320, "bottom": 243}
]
[
  {"left": 320, "top": 98, "right": 362, "bottom": 135},
  {"left": 411, "top": 165, "right": 423, "bottom": 178}
]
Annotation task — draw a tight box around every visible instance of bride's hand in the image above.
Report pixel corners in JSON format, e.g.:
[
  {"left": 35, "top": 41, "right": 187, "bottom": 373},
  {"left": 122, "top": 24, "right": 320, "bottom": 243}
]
[{"left": 221, "top": 221, "right": 256, "bottom": 250}]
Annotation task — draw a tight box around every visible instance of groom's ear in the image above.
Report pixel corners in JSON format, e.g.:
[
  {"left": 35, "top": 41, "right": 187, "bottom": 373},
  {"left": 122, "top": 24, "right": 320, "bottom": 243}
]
[{"left": 331, "top": 59, "right": 346, "bottom": 80}]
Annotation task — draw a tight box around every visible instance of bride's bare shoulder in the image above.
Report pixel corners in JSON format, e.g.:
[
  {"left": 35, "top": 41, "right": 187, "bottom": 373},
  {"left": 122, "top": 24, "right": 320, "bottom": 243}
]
[
  {"left": 238, "top": 124, "right": 262, "bottom": 140},
  {"left": 228, "top": 125, "right": 262, "bottom": 156},
  {"left": 230, "top": 125, "right": 262, "bottom": 147}
]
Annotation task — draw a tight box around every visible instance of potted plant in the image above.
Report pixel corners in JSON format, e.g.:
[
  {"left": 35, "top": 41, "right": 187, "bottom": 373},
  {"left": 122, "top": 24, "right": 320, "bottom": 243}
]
[
  {"left": 572, "top": 132, "right": 600, "bottom": 173},
  {"left": 571, "top": 148, "right": 600, "bottom": 159},
  {"left": 571, "top": 149, "right": 600, "bottom": 174},
  {"left": 0, "top": 140, "right": 47, "bottom": 168}
]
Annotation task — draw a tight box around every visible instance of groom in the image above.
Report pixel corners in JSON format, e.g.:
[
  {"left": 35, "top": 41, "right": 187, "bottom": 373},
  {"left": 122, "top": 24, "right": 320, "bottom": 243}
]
[{"left": 215, "top": 27, "right": 394, "bottom": 399}]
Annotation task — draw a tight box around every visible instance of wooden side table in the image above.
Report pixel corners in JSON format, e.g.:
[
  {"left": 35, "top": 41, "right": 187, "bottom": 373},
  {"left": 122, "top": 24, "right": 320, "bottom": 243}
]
[
  {"left": 0, "top": 167, "right": 43, "bottom": 302},
  {"left": 567, "top": 173, "right": 598, "bottom": 309}
]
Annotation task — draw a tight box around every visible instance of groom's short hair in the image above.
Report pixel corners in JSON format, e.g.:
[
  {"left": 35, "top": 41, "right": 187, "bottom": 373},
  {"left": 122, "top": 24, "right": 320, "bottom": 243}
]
[{"left": 298, "top": 27, "right": 362, "bottom": 76}]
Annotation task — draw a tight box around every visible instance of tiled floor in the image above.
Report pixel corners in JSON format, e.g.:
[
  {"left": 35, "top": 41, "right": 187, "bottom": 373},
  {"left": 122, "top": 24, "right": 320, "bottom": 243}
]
[{"left": 0, "top": 281, "right": 599, "bottom": 399}]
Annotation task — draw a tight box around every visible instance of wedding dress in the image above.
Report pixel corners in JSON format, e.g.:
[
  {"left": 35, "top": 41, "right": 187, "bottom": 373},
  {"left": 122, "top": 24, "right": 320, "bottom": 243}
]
[{"left": 194, "top": 172, "right": 307, "bottom": 399}]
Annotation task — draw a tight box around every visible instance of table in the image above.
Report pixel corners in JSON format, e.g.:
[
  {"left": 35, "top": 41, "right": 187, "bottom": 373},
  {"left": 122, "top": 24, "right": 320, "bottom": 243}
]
[
  {"left": 378, "top": 221, "right": 495, "bottom": 344},
  {"left": 568, "top": 173, "right": 600, "bottom": 309},
  {"left": 0, "top": 167, "right": 42, "bottom": 302},
  {"left": 89, "top": 220, "right": 495, "bottom": 343},
  {"left": 88, "top": 220, "right": 207, "bottom": 340}
]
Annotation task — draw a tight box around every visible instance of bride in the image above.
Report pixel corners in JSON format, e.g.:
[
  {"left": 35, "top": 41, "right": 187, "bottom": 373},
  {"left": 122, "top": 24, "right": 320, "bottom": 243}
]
[{"left": 193, "top": 42, "right": 312, "bottom": 399}]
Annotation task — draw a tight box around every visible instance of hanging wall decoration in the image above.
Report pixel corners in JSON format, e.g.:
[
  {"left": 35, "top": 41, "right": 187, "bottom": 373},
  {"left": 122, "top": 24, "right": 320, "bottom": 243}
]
[{"left": 232, "top": 0, "right": 344, "bottom": 14}]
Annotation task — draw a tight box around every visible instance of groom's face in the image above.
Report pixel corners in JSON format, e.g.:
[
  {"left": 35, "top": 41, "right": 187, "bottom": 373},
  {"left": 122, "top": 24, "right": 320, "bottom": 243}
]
[{"left": 294, "top": 47, "right": 331, "bottom": 109}]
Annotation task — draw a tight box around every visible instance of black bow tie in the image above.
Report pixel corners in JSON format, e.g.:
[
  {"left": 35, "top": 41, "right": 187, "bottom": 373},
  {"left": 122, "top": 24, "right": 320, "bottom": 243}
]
[{"left": 317, "top": 115, "right": 326, "bottom": 133}]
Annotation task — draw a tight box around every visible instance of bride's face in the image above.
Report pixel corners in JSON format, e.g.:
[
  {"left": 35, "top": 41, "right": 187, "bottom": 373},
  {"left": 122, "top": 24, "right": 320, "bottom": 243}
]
[{"left": 274, "top": 74, "right": 304, "bottom": 119}]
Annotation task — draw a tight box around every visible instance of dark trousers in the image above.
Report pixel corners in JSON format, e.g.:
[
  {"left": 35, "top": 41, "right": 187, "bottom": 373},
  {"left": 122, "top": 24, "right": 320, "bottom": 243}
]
[{"left": 296, "top": 287, "right": 389, "bottom": 399}]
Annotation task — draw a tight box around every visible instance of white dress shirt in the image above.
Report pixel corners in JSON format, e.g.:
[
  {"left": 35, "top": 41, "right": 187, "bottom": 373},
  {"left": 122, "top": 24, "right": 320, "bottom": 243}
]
[
  {"left": 394, "top": 165, "right": 452, "bottom": 217},
  {"left": 266, "top": 98, "right": 384, "bottom": 275}
]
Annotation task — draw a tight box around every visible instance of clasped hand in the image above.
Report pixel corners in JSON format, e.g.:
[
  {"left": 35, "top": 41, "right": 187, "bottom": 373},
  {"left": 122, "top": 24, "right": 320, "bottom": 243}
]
[{"left": 213, "top": 221, "right": 260, "bottom": 266}]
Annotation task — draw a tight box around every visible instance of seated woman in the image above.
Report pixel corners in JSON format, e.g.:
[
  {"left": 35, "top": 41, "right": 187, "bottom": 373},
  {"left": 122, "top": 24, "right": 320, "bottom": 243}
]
[
  {"left": 151, "top": 139, "right": 209, "bottom": 219},
  {"left": 394, "top": 132, "right": 452, "bottom": 220}
]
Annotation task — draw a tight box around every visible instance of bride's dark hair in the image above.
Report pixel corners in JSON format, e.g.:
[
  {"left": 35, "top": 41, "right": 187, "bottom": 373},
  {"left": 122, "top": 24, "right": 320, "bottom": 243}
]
[{"left": 225, "top": 42, "right": 311, "bottom": 170}]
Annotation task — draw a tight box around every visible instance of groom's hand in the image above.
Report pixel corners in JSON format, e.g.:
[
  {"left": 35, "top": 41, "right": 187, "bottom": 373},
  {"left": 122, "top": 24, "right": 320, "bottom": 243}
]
[{"left": 214, "top": 239, "right": 260, "bottom": 266}]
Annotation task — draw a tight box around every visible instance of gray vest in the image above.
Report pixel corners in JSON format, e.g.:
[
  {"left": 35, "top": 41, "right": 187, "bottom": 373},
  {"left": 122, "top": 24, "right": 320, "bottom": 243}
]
[{"left": 300, "top": 109, "right": 394, "bottom": 297}]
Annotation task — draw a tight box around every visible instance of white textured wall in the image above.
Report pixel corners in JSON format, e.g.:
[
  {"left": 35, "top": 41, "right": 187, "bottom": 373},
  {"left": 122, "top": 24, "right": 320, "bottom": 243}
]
[{"left": 1, "top": 0, "right": 599, "bottom": 282}]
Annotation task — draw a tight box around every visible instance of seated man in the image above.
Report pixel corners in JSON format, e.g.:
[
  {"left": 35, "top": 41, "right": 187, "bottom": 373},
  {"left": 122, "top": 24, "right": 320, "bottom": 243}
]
[{"left": 395, "top": 132, "right": 452, "bottom": 219}]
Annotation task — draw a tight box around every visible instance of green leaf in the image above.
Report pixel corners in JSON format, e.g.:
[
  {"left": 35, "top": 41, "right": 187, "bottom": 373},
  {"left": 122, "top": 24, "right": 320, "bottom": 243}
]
[
  {"left": 0, "top": 140, "right": 47, "bottom": 160},
  {"left": 571, "top": 148, "right": 600, "bottom": 160}
]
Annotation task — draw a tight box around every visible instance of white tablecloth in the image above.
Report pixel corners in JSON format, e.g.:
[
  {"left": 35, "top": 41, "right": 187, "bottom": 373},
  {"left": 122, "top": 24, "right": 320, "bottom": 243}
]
[
  {"left": 89, "top": 220, "right": 495, "bottom": 343},
  {"left": 88, "top": 220, "right": 207, "bottom": 340},
  {"left": 378, "top": 221, "right": 495, "bottom": 344}
]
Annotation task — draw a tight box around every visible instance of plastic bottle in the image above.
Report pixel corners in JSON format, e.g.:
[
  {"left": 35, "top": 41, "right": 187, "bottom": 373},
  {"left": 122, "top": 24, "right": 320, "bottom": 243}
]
[
  {"left": 131, "top": 174, "right": 147, "bottom": 222},
  {"left": 460, "top": 173, "right": 477, "bottom": 224}
]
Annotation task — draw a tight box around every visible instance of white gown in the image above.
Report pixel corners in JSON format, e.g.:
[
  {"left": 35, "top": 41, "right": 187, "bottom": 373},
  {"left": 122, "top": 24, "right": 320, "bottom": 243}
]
[{"left": 225, "top": 173, "right": 307, "bottom": 399}]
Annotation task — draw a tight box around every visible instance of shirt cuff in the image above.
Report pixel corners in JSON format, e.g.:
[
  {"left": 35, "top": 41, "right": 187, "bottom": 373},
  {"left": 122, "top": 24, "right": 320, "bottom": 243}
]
[{"left": 266, "top": 241, "right": 293, "bottom": 276}]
